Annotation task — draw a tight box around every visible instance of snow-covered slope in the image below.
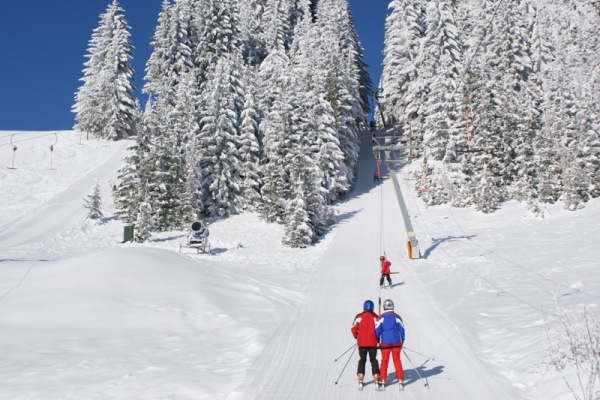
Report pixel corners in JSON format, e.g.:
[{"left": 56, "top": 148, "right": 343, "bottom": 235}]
[{"left": 1, "top": 130, "right": 598, "bottom": 400}]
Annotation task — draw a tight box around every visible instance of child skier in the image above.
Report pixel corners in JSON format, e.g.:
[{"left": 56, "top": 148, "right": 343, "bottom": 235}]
[{"left": 379, "top": 255, "right": 392, "bottom": 289}]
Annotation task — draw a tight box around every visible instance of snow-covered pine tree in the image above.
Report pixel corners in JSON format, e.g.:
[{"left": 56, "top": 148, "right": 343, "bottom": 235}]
[
  {"left": 510, "top": 1, "right": 547, "bottom": 212},
  {"left": 113, "top": 100, "right": 159, "bottom": 224},
  {"left": 238, "top": 66, "right": 263, "bottom": 211},
  {"left": 164, "top": 71, "right": 202, "bottom": 227},
  {"left": 455, "top": 0, "right": 517, "bottom": 212},
  {"left": 143, "top": 0, "right": 195, "bottom": 103},
  {"left": 282, "top": 154, "right": 326, "bottom": 248},
  {"left": 285, "top": 15, "right": 334, "bottom": 235},
  {"left": 197, "top": 53, "right": 245, "bottom": 217},
  {"left": 134, "top": 201, "right": 154, "bottom": 242},
  {"left": 379, "top": 0, "right": 426, "bottom": 131},
  {"left": 171, "top": 71, "right": 204, "bottom": 225},
  {"left": 73, "top": 0, "right": 138, "bottom": 140},
  {"left": 527, "top": 0, "right": 600, "bottom": 210},
  {"left": 193, "top": 0, "right": 242, "bottom": 85},
  {"left": 418, "top": 0, "right": 464, "bottom": 205},
  {"left": 238, "top": 0, "right": 269, "bottom": 65},
  {"left": 282, "top": 186, "right": 314, "bottom": 248},
  {"left": 258, "top": 71, "right": 293, "bottom": 223},
  {"left": 314, "top": 0, "right": 363, "bottom": 190},
  {"left": 84, "top": 180, "right": 104, "bottom": 221},
  {"left": 256, "top": 0, "right": 293, "bottom": 223}
]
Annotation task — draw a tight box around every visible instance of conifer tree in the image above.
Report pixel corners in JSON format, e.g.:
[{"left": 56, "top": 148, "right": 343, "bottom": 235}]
[
  {"left": 144, "top": 0, "right": 195, "bottom": 103},
  {"left": 134, "top": 201, "right": 154, "bottom": 242},
  {"left": 84, "top": 181, "right": 104, "bottom": 221},
  {"left": 380, "top": 0, "right": 426, "bottom": 131},
  {"left": 238, "top": 66, "right": 263, "bottom": 211},
  {"left": 418, "top": 0, "right": 464, "bottom": 205},
  {"left": 313, "top": 0, "right": 363, "bottom": 190},
  {"left": 73, "top": 0, "right": 138, "bottom": 140},
  {"left": 197, "top": 53, "right": 245, "bottom": 217}
]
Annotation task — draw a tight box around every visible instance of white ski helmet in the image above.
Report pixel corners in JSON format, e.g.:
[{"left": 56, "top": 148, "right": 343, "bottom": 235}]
[{"left": 383, "top": 299, "right": 394, "bottom": 310}]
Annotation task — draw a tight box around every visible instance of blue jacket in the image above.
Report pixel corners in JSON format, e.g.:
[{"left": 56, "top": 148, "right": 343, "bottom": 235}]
[{"left": 375, "top": 311, "right": 405, "bottom": 345}]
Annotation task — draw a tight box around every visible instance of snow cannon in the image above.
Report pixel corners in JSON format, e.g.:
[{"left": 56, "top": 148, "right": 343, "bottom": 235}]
[
  {"left": 191, "top": 220, "right": 205, "bottom": 233},
  {"left": 180, "top": 220, "right": 210, "bottom": 254}
]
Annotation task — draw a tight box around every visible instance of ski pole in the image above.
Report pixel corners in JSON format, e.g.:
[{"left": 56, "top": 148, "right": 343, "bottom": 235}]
[
  {"left": 334, "top": 343, "right": 357, "bottom": 362},
  {"left": 334, "top": 343, "right": 357, "bottom": 385},
  {"left": 402, "top": 348, "right": 430, "bottom": 389}
]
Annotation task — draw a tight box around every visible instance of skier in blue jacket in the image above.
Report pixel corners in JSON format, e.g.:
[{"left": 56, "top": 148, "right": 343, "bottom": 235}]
[{"left": 375, "top": 299, "right": 405, "bottom": 390}]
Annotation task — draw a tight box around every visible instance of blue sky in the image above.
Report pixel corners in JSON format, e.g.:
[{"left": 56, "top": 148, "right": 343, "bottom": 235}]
[{"left": 0, "top": 0, "right": 386, "bottom": 131}]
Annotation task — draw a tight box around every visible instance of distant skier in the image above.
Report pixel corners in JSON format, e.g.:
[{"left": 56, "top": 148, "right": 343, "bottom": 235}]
[
  {"left": 375, "top": 299, "right": 405, "bottom": 390},
  {"left": 373, "top": 170, "right": 380, "bottom": 183},
  {"left": 351, "top": 300, "right": 381, "bottom": 389},
  {"left": 379, "top": 255, "right": 392, "bottom": 289}
]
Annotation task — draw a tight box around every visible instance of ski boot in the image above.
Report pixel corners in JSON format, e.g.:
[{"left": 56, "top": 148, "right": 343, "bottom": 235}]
[
  {"left": 373, "top": 374, "right": 382, "bottom": 391},
  {"left": 398, "top": 380, "right": 404, "bottom": 391},
  {"left": 357, "top": 374, "right": 364, "bottom": 391},
  {"left": 377, "top": 377, "right": 385, "bottom": 391}
]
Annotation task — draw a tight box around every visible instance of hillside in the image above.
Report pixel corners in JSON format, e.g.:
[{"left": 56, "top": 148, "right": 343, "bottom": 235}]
[{"left": 1, "top": 130, "right": 599, "bottom": 399}]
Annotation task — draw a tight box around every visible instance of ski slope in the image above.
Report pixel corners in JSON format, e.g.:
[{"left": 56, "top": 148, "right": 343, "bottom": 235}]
[
  {"left": 1, "top": 130, "right": 598, "bottom": 400},
  {"left": 235, "top": 135, "right": 523, "bottom": 400}
]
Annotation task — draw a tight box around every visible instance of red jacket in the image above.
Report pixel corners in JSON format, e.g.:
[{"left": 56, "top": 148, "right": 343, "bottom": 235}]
[
  {"left": 380, "top": 260, "right": 392, "bottom": 275},
  {"left": 351, "top": 310, "right": 379, "bottom": 347}
]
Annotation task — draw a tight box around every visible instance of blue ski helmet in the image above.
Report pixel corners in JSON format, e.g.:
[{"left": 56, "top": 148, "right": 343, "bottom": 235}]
[{"left": 363, "top": 300, "right": 374, "bottom": 312}]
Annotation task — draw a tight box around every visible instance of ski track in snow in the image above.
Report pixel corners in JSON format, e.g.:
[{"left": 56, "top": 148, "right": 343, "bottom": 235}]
[{"left": 233, "top": 137, "right": 524, "bottom": 400}]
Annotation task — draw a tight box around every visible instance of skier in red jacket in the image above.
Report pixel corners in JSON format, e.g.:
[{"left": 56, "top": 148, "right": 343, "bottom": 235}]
[
  {"left": 351, "top": 300, "right": 380, "bottom": 388},
  {"left": 380, "top": 255, "right": 393, "bottom": 289}
]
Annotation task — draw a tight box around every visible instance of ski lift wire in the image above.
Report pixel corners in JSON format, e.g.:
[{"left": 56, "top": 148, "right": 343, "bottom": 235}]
[
  {"left": 0, "top": 132, "right": 61, "bottom": 147},
  {"left": 0, "top": 130, "right": 30, "bottom": 140}
]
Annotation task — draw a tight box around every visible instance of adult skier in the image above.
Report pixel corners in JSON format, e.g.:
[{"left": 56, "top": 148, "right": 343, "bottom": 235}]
[
  {"left": 350, "top": 300, "right": 381, "bottom": 390},
  {"left": 375, "top": 299, "right": 405, "bottom": 390},
  {"left": 379, "top": 255, "right": 392, "bottom": 289}
]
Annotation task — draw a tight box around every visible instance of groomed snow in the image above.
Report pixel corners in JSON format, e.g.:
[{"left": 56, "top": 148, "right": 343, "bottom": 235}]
[{"left": 1, "top": 130, "right": 598, "bottom": 399}]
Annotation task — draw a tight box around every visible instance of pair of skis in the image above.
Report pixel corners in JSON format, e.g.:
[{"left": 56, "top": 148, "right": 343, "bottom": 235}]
[
  {"left": 358, "top": 380, "right": 404, "bottom": 392},
  {"left": 358, "top": 380, "right": 383, "bottom": 391}
]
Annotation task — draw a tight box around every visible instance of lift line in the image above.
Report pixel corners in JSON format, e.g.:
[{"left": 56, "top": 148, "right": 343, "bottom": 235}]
[{"left": 373, "top": 135, "right": 421, "bottom": 260}]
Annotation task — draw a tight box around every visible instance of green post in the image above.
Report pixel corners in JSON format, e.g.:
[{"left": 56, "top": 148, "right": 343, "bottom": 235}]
[{"left": 124, "top": 225, "right": 134, "bottom": 242}]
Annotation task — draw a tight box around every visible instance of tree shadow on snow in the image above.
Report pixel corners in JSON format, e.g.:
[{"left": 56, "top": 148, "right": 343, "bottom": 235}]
[
  {"left": 422, "top": 235, "right": 476, "bottom": 259},
  {"left": 331, "top": 209, "right": 361, "bottom": 226}
]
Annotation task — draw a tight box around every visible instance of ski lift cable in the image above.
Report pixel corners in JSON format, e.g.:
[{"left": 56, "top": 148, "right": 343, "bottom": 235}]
[
  {"left": 0, "top": 132, "right": 61, "bottom": 147},
  {"left": 0, "top": 130, "right": 30, "bottom": 140},
  {"left": 380, "top": 164, "right": 385, "bottom": 256}
]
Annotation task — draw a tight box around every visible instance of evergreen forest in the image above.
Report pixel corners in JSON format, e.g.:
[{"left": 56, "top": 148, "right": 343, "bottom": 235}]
[{"left": 72, "top": 0, "right": 599, "bottom": 247}]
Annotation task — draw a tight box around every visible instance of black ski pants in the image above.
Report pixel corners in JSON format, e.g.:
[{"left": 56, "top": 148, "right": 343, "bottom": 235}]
[
  {"left": 357, "top": 347, "right": 380, "bottom": 377},
  {"left": 380, "top": 274, "right": 392, "bottom": 287}
]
